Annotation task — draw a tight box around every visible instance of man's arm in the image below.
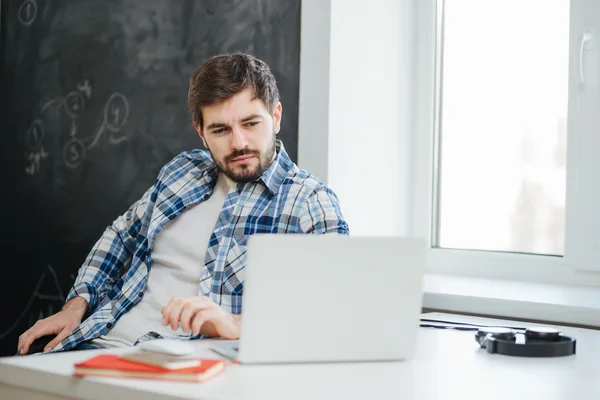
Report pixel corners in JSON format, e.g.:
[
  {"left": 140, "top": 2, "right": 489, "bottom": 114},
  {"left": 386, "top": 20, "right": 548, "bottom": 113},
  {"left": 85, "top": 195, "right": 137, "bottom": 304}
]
[
  {"left": 65, "top": 184, "right": 155, "bottom": 311},
  {"left": 19, "top": 188, "right": 155, "bottom": 355},
  {"left": 299, "top": 187, "right": 349, "bottom": 235},
  {"left": 61, "top": 296, "right": 89, "bottom": 317},
  {"left": 18, "top": 296, "right": 90, "bottom": 354}
]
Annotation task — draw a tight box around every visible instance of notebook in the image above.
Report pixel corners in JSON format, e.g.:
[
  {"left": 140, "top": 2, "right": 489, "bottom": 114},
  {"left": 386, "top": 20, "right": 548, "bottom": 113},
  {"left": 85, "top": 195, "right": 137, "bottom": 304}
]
[{"left": 73, "top": 354, "right": 226, "bottom": 382}]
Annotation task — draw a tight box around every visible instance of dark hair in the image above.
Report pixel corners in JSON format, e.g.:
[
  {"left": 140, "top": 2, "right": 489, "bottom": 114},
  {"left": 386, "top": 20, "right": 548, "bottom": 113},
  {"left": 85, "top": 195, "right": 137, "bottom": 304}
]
[{"left": 187, "top": 52, "right": 280, "bottom": 130}]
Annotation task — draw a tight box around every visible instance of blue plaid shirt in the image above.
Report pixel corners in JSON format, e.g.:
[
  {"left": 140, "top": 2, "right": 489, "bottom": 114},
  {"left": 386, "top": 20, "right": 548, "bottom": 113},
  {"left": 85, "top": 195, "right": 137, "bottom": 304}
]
[{"left": 52, "top": 141, "right": 348, "bottom": 352}]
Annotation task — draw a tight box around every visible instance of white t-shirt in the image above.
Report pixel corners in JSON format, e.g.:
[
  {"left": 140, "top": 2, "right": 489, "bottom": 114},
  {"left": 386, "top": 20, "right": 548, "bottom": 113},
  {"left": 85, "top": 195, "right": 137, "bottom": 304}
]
[{"left": 91, "top": 173, "right": 236, "bottom": 348}]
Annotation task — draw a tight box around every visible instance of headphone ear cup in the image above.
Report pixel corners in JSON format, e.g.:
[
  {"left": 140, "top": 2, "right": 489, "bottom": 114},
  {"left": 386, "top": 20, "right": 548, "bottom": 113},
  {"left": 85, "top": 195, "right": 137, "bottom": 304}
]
[
  {"left": 475, "top": 327, "right": 515, "bottom": 348},
  {"left": 525, "top": 327, "right": 561, "bottom": 342},
  {"left": 491, "top": 331, "right": 516, "bottom": 341}
]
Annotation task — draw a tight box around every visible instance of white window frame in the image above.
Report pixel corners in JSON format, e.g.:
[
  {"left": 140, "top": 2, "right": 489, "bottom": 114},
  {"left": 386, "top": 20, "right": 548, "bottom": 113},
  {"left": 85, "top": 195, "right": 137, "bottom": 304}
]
[{"left": 412, "top": 0, "right": 600, "bottom": 288}]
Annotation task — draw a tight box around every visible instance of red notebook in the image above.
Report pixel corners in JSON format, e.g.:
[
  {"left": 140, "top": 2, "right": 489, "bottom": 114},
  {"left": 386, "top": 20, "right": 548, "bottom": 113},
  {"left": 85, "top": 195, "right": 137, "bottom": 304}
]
[{"left": 73, "top": 354, "right": 227, "bottom": 383}]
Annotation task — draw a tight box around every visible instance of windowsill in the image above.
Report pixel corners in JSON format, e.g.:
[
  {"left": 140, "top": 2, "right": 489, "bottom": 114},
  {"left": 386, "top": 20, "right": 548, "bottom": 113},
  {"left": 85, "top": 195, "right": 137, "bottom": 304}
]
[{"left": 422, "top": 272, "right": 600, "bottom": 328}]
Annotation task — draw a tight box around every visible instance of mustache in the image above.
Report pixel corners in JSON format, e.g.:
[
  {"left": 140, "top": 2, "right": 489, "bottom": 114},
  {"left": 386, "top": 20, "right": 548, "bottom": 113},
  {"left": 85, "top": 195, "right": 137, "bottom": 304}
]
[{"left": 225, "top": 149, "right": 260, "bottom": 163}]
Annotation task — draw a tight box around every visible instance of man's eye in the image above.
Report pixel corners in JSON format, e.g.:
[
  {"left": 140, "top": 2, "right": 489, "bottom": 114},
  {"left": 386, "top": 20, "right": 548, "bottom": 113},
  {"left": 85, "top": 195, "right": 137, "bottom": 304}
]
[
  {"left": 212, "top": 128, "right": 225, "bottom": 134},
  {"left": 246, "top": 121, "right": 259, "bottom": 127}
]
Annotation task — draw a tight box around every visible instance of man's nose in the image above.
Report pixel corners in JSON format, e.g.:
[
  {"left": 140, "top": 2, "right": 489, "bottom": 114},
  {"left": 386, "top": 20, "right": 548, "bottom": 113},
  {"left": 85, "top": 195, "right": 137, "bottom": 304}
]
[{"left": 230, "top": 127, "right": 249, "bottom": 150}]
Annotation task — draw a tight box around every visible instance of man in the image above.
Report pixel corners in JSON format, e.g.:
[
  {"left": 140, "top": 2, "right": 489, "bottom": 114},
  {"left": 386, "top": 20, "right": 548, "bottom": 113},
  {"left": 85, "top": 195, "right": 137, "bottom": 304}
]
[{"left": 17, "top": 52, "right": 349, "bottom": 355}]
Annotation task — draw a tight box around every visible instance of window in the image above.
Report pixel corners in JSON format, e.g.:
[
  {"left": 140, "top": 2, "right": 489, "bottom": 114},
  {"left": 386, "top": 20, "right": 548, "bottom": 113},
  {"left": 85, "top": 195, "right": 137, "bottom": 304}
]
[
  {"left": 434, "top": 0, "right": 569, "bottom": 256},
  {"left": 413, "top": 0, "right": 600, "bottom": 283}
]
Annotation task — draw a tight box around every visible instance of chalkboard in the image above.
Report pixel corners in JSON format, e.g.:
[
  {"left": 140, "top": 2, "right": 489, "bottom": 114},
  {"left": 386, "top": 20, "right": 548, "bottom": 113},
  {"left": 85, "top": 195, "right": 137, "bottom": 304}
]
[{"left": 0, "top": 0, "right": 300, "bottom": 356}]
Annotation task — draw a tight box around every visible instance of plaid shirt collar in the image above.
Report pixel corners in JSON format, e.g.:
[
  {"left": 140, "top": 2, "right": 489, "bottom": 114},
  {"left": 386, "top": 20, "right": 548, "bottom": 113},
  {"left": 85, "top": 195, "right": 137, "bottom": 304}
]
[{"left": 198, "top": 139, "right": 293, "bottom": 196}]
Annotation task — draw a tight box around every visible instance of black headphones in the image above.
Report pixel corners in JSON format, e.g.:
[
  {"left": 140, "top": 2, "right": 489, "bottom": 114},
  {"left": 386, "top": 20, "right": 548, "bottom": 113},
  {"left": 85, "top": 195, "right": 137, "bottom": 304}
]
[
  {"left": 475, "top": 326, "right": 576, "bottom": 357},
  {"left": 420, "top": 318, "right": 577, "bottom": 358}
]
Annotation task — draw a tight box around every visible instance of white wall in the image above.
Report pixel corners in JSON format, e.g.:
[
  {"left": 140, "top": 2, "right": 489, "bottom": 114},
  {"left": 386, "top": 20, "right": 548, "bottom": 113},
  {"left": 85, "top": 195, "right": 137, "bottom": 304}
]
[
  {"left": 297, "top": 0, "right": 331, "bottom": 185},
  {"left": 298, "top": 0, "right": 416, "bottom": 236}
]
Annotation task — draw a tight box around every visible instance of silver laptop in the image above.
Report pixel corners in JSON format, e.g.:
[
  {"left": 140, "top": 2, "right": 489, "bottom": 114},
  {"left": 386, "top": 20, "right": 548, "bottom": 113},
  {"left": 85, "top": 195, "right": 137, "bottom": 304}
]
[{"left": 210, "top": 234, "right": 427, "bottom": 364}]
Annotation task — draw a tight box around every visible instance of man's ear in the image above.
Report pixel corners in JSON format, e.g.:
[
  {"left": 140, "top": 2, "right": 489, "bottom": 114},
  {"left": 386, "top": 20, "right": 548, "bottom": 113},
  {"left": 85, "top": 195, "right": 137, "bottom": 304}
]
[
  {"left": 273, "top": 102, "right": 282, "bottom": 134},
  {"left": 194, "top": 123, "right": 208, "bottom": 148}
]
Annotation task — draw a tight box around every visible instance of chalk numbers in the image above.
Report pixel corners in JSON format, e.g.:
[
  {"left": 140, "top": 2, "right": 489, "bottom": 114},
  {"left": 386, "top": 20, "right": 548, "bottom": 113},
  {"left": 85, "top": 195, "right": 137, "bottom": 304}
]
[
  {"left": 18, "top": 0, "right": 37, "bottom": 27},
  {"left": 105, "top": 93, "right": 129, "bottom": 132},
  {"left": 24, "top": 120, "right": 48, "bottom": 176},
  {"left": 63, "top": 138, "right": 86, "bottom": 169},
  {"left": 26, "top": 119, "right": 45, "bottom": 150},
  {"left": 24, "top": 150, "right": 48, "bottom": 176},
  {"left": 24, "top": 78, "right": 130, "bottom": 175},
  {"left": 64, "top": 92, "right": 85, "bottom": 118}
]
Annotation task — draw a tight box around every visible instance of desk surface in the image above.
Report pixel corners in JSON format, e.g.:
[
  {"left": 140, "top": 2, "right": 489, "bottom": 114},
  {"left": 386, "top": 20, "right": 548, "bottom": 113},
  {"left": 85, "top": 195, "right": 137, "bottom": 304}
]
[{"left": 1, "top": 312, "right": 599, "bottom": 400}]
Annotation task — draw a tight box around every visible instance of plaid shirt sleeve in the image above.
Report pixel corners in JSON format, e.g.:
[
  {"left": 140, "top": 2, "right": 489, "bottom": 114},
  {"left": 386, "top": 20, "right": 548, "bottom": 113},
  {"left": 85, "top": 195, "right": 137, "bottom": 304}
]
[
  {"left": 65, "top": 184, "right": 155, "bottom": 310},
  {"left": 299, "top": 187, "right": 349, "bottom": 235}
]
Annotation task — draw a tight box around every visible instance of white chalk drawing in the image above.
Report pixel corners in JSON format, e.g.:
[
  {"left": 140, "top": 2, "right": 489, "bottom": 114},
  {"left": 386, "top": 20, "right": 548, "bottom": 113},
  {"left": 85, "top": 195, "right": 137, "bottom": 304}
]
[
  {"left": 25, "top": 119, "right": 45, "bottom": 150},
  {"left": 63, "top": 137, "right": 86, "bottom": 169},
  {"left": 25, "top": 81, "right": 130, "bottom": 174},
  {"left": 104, "top": 93, "right": 129, "bottom": 133},
  {"left": 87, "top": 121, "right": 106, "bottom": 150},
  {"left": 25, "top": 149, "right": 49, "bottom": 176},
  {"left": 87, "top": 93, "right": 130, "bottom": 150},
  {"left": 76, "top": 80, "right": 92, "bottom": 98},
  {"left": 108, "top": 135, "right": 128, "bottom": 145},
  {"left": 0, "top": 265, "right": 65, "bottom": 340},
  {"left": 17, "top": 0, "right": 37, "bottom": 27},
  {"left": 70, "top": 120, "right": 77, "bottom": 137},
  {"left": 40, "top": 97, "right": 64, "bottom": 114},
  {"left": 64, "top": 91, "right": 85, "bottom": 119}
]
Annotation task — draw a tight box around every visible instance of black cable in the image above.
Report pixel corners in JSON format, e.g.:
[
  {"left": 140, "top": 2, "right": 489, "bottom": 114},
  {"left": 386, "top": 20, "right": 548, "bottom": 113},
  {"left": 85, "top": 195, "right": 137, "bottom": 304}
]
[
  {"left": 420, "top": 318, "right": 526, "bottom": 332},
  {"left": 419, "top": 324, "right": 480, "bottom": 331}
]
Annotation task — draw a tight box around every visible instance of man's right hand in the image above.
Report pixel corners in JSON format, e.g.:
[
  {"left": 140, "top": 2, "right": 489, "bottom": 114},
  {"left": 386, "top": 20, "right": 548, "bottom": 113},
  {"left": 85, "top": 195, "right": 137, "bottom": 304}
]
[{"left": 17, "top": 296, "right": 88, "bottom": 355}]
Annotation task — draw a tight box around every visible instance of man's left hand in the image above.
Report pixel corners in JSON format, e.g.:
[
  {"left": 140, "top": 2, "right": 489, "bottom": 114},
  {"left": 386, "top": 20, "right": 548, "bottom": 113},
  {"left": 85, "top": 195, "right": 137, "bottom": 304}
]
[{"left": 161, "top": 296, "right": 240, "bottom": 339}]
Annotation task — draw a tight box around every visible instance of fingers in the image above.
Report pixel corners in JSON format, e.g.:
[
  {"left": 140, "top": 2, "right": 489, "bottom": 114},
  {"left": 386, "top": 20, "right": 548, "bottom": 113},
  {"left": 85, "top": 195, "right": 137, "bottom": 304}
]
[
  {"left": 163, "top": 298, "right": 186, "bottom": 331},
  {"left": 17, "top": 332, "right": 28, "bottom": 355},
  {"left": 180, "top": 305, "right": 200, "bottom": 334},
  {"left": 18, "top": 321, "right": 56, "bottom": 355},
  {"left": 44, "top": 326, "right": 73, "bottom": 352},
  {"left": 161, "top": 298, "right": 177, "bottom": 327},
  {"left": 162, "top": 297, "right": 213, "bottom": 333},
  {"left": 191, "top": 309, "right": 217, "bottom": 336}
]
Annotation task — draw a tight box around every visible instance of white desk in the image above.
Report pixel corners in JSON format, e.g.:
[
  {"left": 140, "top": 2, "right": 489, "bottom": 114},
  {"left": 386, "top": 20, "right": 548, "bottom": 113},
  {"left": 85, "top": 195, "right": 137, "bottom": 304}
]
[{"left": 0, "top": 312, "right": 599, "bottom": 400}]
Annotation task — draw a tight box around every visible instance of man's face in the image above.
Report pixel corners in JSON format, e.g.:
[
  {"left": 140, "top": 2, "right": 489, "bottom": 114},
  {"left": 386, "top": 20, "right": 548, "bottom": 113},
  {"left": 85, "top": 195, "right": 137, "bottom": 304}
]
[{"left": 195, "top": 88, "right": 282, "bottom": 183}]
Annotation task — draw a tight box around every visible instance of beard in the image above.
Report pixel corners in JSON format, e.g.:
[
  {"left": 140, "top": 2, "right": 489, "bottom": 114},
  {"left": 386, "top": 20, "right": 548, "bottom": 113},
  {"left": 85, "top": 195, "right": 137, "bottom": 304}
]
[{"left": 209, "top": 134, "right": 276, "bottom": 183}]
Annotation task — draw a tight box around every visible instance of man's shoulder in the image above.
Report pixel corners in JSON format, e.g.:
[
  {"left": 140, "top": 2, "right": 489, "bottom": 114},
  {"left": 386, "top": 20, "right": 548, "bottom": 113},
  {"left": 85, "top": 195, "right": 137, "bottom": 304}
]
[
  {"left": 282, "top": 165, "right": 329, "bottom": 194},
  {"left": 159, "top": 149, "right": 214, "bottom": 176}
]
